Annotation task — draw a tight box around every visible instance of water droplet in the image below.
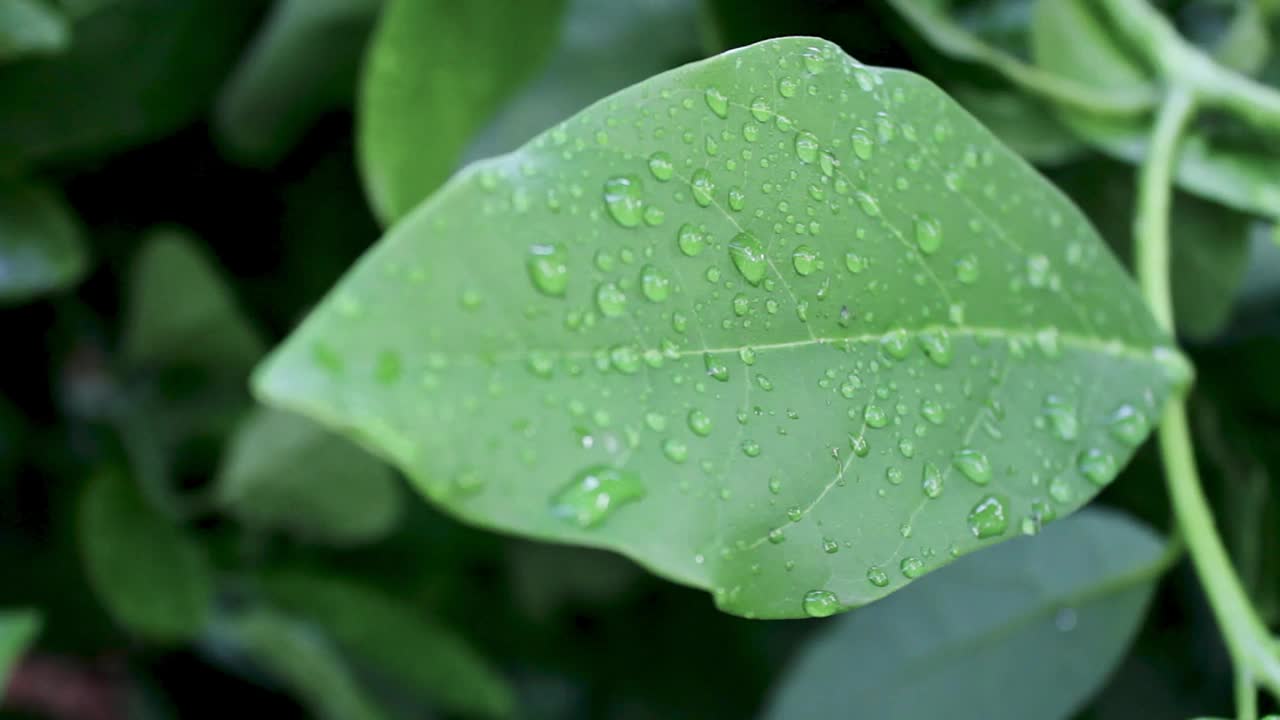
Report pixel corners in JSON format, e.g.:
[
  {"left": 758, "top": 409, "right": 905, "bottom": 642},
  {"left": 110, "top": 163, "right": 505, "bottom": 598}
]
[
  {"left": 913, "top": 215, "right": 942, "bottom": 255},
  {"left": 880, "top": 328, "right": 910, "bottom": 359},
  {"left": 677, "top": 223, "right": 706, "bottom": 256},
  {"left": 917, "top": 328, "right": 952, "bottom": 367},
  {"left": 778, "top": 77, "right": 798, "bottom": 98},
  {"left": 768, "top": 527, "right": 786, "bottom": 544},
  {"left": 742, "top": 439, "right": 761, "bottom": 457},
  {"left": 863, "top": 404, "right": 888, "bottom": 428},
  {"left": 851, "top": 129, "right": 874, "bottom": 160},
  {"left": 922, "top": 463, "right": 943, "bottom": 498},
  {"left": 739, "top": 347, "right": 756, "bottom": 365},
  {"left": 648, "top": 152, "right": 674, "bottom": 181},
  {"left": 728, "top": 232, "right": 768, "bottom": 285},
  {"left": 845, "top": 252, "right": 866, "bottom": 274},
  {"left": 822, "top": 538, "right": 839, "bottom": 554},
  {"left": 704, "top": 353, "right": 729, "bottom": 382},
  {"left": 855, "top": 191, "right": 881, "bottom": 217},
  {"left": 1077, "top": 448, "right": 1116, "bottom": 486},
  {"left": 551, "top": 466, "right": 645, "bottom": 528},
  {"left": 849, "top": 434, "right": 870, "bottom": 457},
  {"left": 662, "top": 438, "right": 688, "bottom": 463},
  {"left": 688, "top": 409, "right": 713, "bottom": 436},
  {"left": 795, "top": 131, "right": 819, "bottom": 163},
  {"left": 867, "top": 567, "right": 890, "bottom": 587},
  {"left": 952, "top": 448, "right": 991, "bottom": 485},
  {"left": 640, "top": 265, "right": 671, "bottom": 302},
  {"left": 690, "top": 169, "right": 715, "bottom": 207},
  {"left": 1042, "top": 394, "right": 1078, "bottom": 441},
  {"left": 954, "top": 254, "right": 980, "bottom": 284},
  {"left": 1108, "top": 404, "right": 1149, "bottom": 447},
  {"left": 610, "top": 344, "right": 641, "bottom": 374},
  {"left": 704, "top": 86, "right": 729, "bottom": 118},
  {"left": 750, "top": 96, "right": 771, "bottom": 122},
  {"left": 526, "top": 244, "right": 569, "bottom": 297},
  {"left": 1027, "top": 254, "right": 1051, "bottom": 288},
  {"left": 798, "top": 589, "right": 841, "bottom": 620},
  {"left": 900, "top": 556, "right": 924, "bottom": 578},
  {"left": 1049, "top": 475, "right": 1073, "bottom": 503},
  {"left": 727, "top": 186, "right": 745, "bottom": 211},
  {"left": 603, "top": 176, "right": 644, "bottom": 228},
  {"left": 792, "top": 245, "right": 819, "bottom": 276},
  {"left": 968, "top": 495, "right": 1009, "bottom": 538},
  {"left": 920, "top": 399, "right": 945, "bottom": 425},
  {"left": 595, "top": 282, "right": 627, "bottom": 317}
]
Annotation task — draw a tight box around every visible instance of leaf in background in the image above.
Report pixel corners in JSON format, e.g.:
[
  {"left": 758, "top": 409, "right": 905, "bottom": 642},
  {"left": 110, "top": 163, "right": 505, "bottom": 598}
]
[
  {"left": 215, "top": 0, "right": 384, "bottom": 166},
  {"left": 261, "top": 569, "right": 513, "bottom": 718},
  {"left": 123, "top": 229, "right": 265, "bottom": 375},
  {"left": 0, "top": 181, "right": 86, "bottom": 304},
  {"left": 950, "top": 86, "right": 1086, "bottom": 165},
  {"left": 762, "top": 508, "right": 1167, "bottom": 720},
  {"left": 221, "top": 608, "right": 387, "bottom": 720},
  {"left": 462, "top": 0, "right": 701, "bottom": 162},
  {"left": 0, "top": 609, "right": 40, "bottom": 700},
  {"left": 0, "top": 0, "right": 264, "bottom": 169},
  {"left": 1030, "top": 0, "right": 1280, "bottom": 221},
  {"left": 255, "top": 38, "right": 1183, "bottom": 618},
  {"left": 1057, "top": 160, "right": 1253, "bottom": 341},
  {"left": 78, "top": 470, "right": 213, "bottom": 642},
  {"left": 0, "top": 0, "right": 68, "bottom": 63},
  {"left": 357, "top": 0, "right": 566, "bottom": 224},
  {"left": 217, "top": 407, "right": 402, "bottom": 546}
]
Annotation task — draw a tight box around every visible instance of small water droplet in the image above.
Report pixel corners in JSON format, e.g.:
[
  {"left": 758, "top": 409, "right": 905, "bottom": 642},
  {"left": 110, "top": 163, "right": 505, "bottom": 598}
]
[
  {"left": 952, "top": 448, "right": 992, "bottom": 485},
  {"left": 648, "top": 151, "right": 674, "bottom": 181},
  {"left": 900, "top": 556, "right": 924, "bottom": 578},
  {"left": 1108, "top": 404, "right": 1149, "bottom": 447},
  {"left": 968, "top": 495, "right": 1009, "bottom": 538},
  {"left": 677, "top": 223, "right": 706, "bottom": 256},
  {"left": 922, "top": 462, "right": 943, "bottom": 498},
  {"left": 662, "top": 438, "right": 688, "bottom": 463},
  {"left": 551, "top": 466, "right": 645, "bottom": 528},
  {"left": 920, "top": 399, "right": 945, "bottom": 425},
  {"left": 851, "top": 129, "right": 874, "bottom": 160},
  {"left": 792, "top": 245, "right": 819, "bottom": 276},
  {"left": 729, "top": 232, "right": 768, "bottom": 285},
  {"left": 640, "top": 265, "right": 671, "bottom": 302},
  {"left": 704, "top": 86, "right": 729, "bottom": 118},
  {"left": 595, "top": 282, "right": 627, "bottom": 317},
  {"left": 690, "top": 168, "right": 715, "bottom": 207},
  {"left": 913, "top": 215, "right": 942, "bottom": 255},
  {"left": 688, "top": 409, "right": 713, "bottom": 436},
  {"left": 526, "top": 243, "right": 569, "bottom": 297},
  {"left": 863, "top": 404, "right": 888, "bottom": 428},
  {"left": 603, "top": 176, "right": 644, "bottom": 228},
  {"left": 867, "top": 567, "right": 890, "bottom": 587},
  {"left": 795, "top": 131, "right": 819, "bottom": 163},
  {"left": 1077, "top": 448, "right": 1116, "bottom": 486}
]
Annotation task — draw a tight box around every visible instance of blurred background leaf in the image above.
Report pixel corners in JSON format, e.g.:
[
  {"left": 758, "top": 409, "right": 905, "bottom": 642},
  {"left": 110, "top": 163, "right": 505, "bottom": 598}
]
[
  {"left": 0, "top": 609, "right": 41, "bottom": 699},
  {"left": 0, "top": 180, "right": 86, "bottom": 304},
  {"left": 0, "top": 0, "right": 68, "bottom": 64}
]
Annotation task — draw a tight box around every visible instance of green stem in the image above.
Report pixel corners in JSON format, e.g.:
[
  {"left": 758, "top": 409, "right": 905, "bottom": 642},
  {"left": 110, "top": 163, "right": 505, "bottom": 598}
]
[
  {"left": 1099, "top": 0, "right": 1280, "bottom": 133},
  {"left": 1136, "top": 87, "right": 1280, "bottom": 705},
  {"left": 1237, "top": 671, "right": 1257, "bottom": 720}
]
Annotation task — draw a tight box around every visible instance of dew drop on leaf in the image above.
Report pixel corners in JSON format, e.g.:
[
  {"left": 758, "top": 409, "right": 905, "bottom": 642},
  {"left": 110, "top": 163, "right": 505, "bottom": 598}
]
[
  {"left": 1076, "top": 448, "right": 1117, "bottom": 486},
  {"left": 728, "top": 232, "right": 768, "bottom": 285},
  {"left": 952, "top": 448, "right": 992, "bottom": 485},
  {"left": 602, "top": 176, "right": 644, "bottom": 228},
  {"left": 801, "top": 589, "right": 839, "bottom": 617},
  {"left": 688, "top": 409, "right": 713, "bottom": 437},
  {"left": 526, "top": 243, "right": 569, "bottom": 297},
  {"left": 551, "top": 466, "right": 645, "bottom": 528},
  {"left": 967, "top": 495, "right": 1009, "bottom": 538},
  {"left": 1107, "top": 404, "right": 1149, "bottom": 447}
]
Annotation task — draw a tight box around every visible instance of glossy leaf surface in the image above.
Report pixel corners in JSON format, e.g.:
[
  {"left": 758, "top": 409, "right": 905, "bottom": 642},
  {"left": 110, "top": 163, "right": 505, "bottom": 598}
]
[
  {"left": 762, "top": 508, "right": 1166, "bottom": 720},
  {"left": 257, "top": 37, "right": 1182, "bottom": 618}
]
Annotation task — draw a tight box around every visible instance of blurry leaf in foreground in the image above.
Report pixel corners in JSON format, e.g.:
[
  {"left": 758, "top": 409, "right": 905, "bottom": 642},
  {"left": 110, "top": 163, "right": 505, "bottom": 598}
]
[
  {"left": 0, "top": 181, "right": 86, "bottom": 304},
  {"left": 462, "top": 0, "right": 701, "bottom": 162},
  {"left": 221, "top": 607, "right": 386, "bottom": 720},
  {"left": 217, "top": 407, "right": 402, "bottom": 546},
  {"left": 357, "top": 0, "right": 566, "bottom": 224},
  {"left": 256, "top": 37, "right": 1179, "bottom": 619},
  {"left": 0, "top": 0, "right": 263, "bottom": 168},
  {"left": 0, "top": 609, "right": 40, "bottom": 700},
  {"left": 261, "top": 569, "right": 513, "bottom": 718},
  {"left": 123, "top": 229, "right": 265, "bottom": 375},
  {"left": 0, "top": 0, "right": 68, "bottom": 63},
  {"left": 215, "top": 0, "right": 384, "bottom": 165},
  {"left": 78, "top": 470, "right": 214, "bottom": 642},
  {"left": 1030, "top": 0, "right": 1280, "bottom": 221},
  {"left": 762, "top": 508, "right": 1167, "bottom": 720}
]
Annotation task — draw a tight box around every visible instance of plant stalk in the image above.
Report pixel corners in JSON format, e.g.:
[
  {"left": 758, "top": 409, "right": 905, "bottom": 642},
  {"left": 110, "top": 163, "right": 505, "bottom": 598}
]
[{"left": 1136, "top": 86, "right": 1280, "bottom": 708}]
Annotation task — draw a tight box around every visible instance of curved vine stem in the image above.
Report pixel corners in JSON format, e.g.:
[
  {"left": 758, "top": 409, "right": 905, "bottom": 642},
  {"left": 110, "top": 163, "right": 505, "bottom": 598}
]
[{"left": 1135, "top": 86, "right": 1280, "bottom": 714}]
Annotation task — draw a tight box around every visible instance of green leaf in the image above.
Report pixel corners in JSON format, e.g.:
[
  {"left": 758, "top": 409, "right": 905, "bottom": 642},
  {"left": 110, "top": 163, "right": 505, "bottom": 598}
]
[
  {"left": 357, "top": 0, "right": 566, "bottom": 224},
  {"left": 261, "top": 569, "right": 513, "bottom": 718},
  {"left": 0, "top": 609, "right": 40, "bottom": 700},
  {"left": 215, "top": 0, "right": 384, "bottom": 165},
  {"left": 1030, "top": 0, "right": 1280, "bottom": 221},
  {"left": 0, "top": 0, "right": 263, "bottom": 168},
  {"left": 0, "top": 181, "right": 87, "bottom": 304},
  {"left": 0, "top": 0, "right": 68, "bottom": 63},
  {"left": 462, "top": 0, "right": 702, "bottom": 162},
  {"left": 762, "top": 508, "right": 1166, "bottom": 720},
  {"left": 217, "top": 407, "right": 402, "bottom": 545},
  {"left": 78, "top": 470, "right": 214, "bottom": 641},
  {"left": 222, "top": 608, "right": 387, "bottom": 720},
  {"left": 255, "top": 37, "right": 1183, "bottom": 619},
  {"left": 123, "top": 229, "right": 265, "bottom": 374}
]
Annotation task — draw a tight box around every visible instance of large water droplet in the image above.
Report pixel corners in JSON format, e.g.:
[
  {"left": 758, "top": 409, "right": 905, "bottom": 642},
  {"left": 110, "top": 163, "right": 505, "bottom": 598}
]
[
  {"left": 640, "top": 265, "right": 671, "bottom": 302},
  {"left": 917, "top": 328, "right": 952, "bottom": 367},
  {"left": 952, "top": 448, "right": 991, "bottom": 485},
  {"left": 690, "top": 169, "right": 715, "bottom": 207},
  {"left": 704, "top": 86, "right": 729, "bottom": 118},
  {"left": 795, "top": 131, "right": 819, "bottom": 163},
  {"left": 968, "top": 495, "right": 1009, "bottom": 538},
  {"left": 1108, "top": 404, "right": 1149, "bottom": 447},
  {"left": 603, "top": 176, "right": 644, "bottom": 228},
  {"left": 527, "top": 243, "right": 569, "bottom": 297},
  {"left": 863, "top": 404, "right": 888, "bottom": 428},
  {"left": 648, "top": 152, "right": 674, "bottom": 182},
  {"left": 677, "top": 223, "right": 706, "bottom": 256},
  {"left": 729, "top": 232, "right": 768, "bottom": 285},
  {"left": 551, "top": 466, "right": 645, "bottom": 528},
  {"left": 1042, "top": 394, "right": 1078, "bottom": 441},
  {"left": 801, "top": 589, "right": 839, "bottom": 617},
  {"left": 922, "top": 462, "right": 943, "bottom": 498},
  {"left": 704, "top": 353, "right": 729, "bottom": 382},
  {"left": 851, "top": 129, "right": 874, "bottom": 160},
  {"left": 792, "top": 245, "right": 819, "bottom": 276},
  {"left": 688, "top": 409, "right": 713, "bottom": 436},
  {"left": 866, "top": 567, "right": 889, "bottom": 587},
  {"left": 1077, "top": 448, "right": 1116, "bottom": 486},
  {"left": 900, "top": 556, "right": 924, "bottom": 578},
  {"left": 913, "top": 215, "right": 942, "bottom": 255},
  {"left": 595, "top": 282, "right": 627, "bottom": 317}
]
